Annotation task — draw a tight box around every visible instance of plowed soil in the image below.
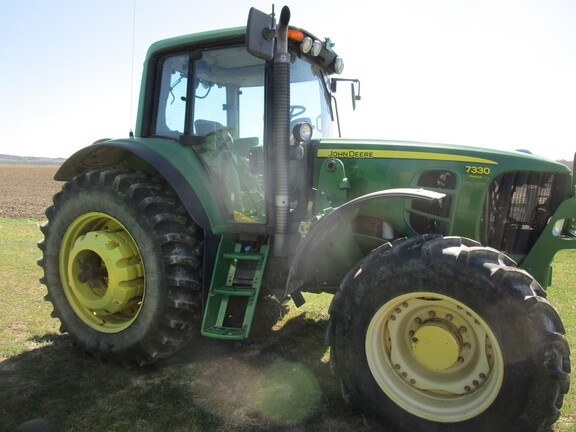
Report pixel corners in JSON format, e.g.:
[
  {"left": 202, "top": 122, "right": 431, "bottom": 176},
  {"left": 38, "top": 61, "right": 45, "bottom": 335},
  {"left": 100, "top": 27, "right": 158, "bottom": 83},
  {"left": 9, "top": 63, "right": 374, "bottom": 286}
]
[{"left": 0, "top": 165, "right": 62, "bottom": 220}]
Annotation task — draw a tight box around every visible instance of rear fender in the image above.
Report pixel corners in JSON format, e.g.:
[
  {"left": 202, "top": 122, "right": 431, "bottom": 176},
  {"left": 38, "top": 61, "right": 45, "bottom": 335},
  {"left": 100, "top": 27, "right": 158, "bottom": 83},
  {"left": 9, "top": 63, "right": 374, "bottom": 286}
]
[
  {"left": 55, "top": 139, "right": 219, "bottom": 231},
  {"left": 285, "top": 188, "right": 445, "bottom": 301}
]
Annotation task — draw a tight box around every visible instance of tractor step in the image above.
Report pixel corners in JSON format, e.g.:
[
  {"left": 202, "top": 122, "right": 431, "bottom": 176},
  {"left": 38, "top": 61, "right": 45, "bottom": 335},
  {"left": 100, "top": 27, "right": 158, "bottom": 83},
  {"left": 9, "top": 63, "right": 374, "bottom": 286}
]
[
  {"left": 212, "top": 286, "right": 256, "bottom": 296},
  {"left": 201, "top": 236, "right": 269, "bottom": 340},
  {"left": 222, "top": 252, "right": 264, "bottom": 261},
  {"left": 201, "top": 325, "right": 248, "bottom": 339}
]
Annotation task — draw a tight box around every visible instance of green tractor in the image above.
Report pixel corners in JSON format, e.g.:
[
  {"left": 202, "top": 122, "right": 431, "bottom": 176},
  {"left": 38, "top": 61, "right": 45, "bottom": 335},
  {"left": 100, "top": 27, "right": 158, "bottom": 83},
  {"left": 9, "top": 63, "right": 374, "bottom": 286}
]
[{"left": 38, "top": 6, "right": 574, "bottom": 432}]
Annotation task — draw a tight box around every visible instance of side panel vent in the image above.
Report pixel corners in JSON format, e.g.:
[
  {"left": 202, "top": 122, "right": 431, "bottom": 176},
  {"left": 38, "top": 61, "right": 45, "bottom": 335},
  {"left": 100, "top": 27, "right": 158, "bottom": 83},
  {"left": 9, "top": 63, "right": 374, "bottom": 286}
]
[
  {"left": 417, "top": 170, "right": 457, "bottom": 190},
  {"left": 410, "top": 212, "right": 449, "bottom": 235},
  {"left": 409, "top": 170, "right": 456, "bottom": 235}
]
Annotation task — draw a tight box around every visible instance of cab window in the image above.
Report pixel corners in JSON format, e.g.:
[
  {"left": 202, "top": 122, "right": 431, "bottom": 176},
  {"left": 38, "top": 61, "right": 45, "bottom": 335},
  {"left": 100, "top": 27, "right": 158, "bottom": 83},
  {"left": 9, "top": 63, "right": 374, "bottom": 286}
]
[
  {"left": 153, "top": 54, "right": 189, "bottom": 137},
  {"left": 154, "top": 47, "right": 267, "bottom": 223}
]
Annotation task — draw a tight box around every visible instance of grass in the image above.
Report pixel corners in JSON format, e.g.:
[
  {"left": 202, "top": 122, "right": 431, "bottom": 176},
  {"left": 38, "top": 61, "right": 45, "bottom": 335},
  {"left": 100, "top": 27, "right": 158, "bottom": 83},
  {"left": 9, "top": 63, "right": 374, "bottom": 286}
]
[
  {"left": 0, "top": 219, "right": 58, "bottom": 359},
  {"left": 547, "top": 248, "right": 576, "bottom": 431},
  {"left": 0, "top": 217, "right": 574, "bottom": 431}
]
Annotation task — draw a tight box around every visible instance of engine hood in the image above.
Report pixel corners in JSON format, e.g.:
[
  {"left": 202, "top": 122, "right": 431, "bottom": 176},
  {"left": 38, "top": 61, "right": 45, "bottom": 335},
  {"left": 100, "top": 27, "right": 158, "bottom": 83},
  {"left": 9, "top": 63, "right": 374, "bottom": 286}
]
[{"left": 316, "top": 138, "right": 571, "bottom": 173}]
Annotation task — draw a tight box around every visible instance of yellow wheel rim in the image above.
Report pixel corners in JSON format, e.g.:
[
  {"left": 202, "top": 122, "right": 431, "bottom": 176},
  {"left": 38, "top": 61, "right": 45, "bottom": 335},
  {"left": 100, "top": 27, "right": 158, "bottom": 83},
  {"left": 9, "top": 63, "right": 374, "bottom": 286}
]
[
  {"left": 59, "top": 212, "right": 145, "bottom": 333},
  {"left": 365, "top": 292, "right": 504, "bottom": 422}
]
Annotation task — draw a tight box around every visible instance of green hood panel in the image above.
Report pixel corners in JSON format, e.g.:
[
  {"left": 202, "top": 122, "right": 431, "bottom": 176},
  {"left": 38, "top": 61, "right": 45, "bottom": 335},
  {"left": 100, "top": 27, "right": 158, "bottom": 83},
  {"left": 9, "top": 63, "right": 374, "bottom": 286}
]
[{"left": 316, "top": 138, "right": 570, "bottom": 173}]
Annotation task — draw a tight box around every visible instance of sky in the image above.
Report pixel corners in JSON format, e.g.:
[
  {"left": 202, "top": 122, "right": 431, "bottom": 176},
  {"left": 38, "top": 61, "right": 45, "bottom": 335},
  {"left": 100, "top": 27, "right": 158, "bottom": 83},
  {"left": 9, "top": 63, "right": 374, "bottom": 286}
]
[{"left": 1, "top": 0, "right": 575, "bottom": 161}]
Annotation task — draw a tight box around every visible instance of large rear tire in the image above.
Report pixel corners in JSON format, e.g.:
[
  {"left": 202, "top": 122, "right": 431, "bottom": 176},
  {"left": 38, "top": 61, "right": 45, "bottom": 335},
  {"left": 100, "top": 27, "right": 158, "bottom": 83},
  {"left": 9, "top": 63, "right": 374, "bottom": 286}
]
[
  {"left": 38, "top": 168, "right": 202, "bottom": 365},
  {"left": 327, "top": 235, "right": 569, "bottom": 432}
]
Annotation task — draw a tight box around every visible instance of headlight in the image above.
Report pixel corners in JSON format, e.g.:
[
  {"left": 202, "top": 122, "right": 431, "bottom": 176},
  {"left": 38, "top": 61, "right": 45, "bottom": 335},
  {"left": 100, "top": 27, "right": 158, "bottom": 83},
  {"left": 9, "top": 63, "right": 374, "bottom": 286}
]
[
  {"left": 552, "top": 219, "right": 566, "bottom": 237},
  {"left": 311, "top": 40, "right": 322, "bottom": 57},
  {"left": 301, "top": 37, "right": 313, "bottom": 54},
  {"left": 334, "top": 57, "right": 344, "bottom": 74}
]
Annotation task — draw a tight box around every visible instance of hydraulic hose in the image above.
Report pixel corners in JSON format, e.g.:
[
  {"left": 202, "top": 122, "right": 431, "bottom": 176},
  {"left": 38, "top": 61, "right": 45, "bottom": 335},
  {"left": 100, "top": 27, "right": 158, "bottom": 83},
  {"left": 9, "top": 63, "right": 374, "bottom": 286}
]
[{"left": 273, "top": 6, "right": 291, "bottom": 256}]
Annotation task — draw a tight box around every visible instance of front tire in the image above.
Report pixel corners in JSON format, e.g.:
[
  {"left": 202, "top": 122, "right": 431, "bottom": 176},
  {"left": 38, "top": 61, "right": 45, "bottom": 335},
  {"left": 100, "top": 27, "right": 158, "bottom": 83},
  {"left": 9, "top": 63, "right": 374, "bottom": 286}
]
[
  {"left": 327, "top": 235, "right": 569, "bottom": 432},
  {"left": 38, "top": 168, "right": 202, "bottom": 365}
]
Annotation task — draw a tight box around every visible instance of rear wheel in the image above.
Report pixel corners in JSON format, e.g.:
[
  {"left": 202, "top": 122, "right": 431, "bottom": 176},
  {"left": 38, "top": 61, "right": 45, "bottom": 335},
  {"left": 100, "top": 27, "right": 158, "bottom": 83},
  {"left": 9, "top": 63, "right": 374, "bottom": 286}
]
[
  {"left": 38, "top": 168, "right": 202, "bottom": 365},
  {"left": 328, "top": 235, "right": 569, "bottom": 432}
]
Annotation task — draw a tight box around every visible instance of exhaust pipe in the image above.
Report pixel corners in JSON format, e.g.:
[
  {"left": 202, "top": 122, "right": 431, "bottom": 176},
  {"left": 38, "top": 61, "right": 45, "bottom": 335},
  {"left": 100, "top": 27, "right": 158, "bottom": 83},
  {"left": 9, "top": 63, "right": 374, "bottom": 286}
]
[{"left": 273, "top": 6, "right": 291, "bottom": 256}]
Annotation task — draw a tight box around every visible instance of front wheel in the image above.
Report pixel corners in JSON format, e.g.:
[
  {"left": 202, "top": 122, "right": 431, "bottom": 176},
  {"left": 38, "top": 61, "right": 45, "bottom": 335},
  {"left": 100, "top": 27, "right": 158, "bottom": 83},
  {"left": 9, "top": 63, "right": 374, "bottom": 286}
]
[
  {"left": 327, "top": 235, "right": 569, "bottom": 432},
  {"left": 38, "top": 168, "right": 203, "bottom": 365}
]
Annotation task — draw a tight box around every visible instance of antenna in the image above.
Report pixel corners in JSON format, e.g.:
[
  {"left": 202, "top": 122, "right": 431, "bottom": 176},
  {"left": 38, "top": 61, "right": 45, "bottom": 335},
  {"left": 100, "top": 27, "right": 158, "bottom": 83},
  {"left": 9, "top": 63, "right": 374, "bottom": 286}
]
[{"left": 129, "top": 0, "right": 137, "bottom": 138}]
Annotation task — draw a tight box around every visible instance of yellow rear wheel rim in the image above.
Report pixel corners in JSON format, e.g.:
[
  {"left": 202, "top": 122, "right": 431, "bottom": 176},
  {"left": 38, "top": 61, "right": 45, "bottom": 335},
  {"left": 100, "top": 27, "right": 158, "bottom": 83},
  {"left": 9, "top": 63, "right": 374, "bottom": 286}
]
[
  {"left": 59, "top": 212, "right": 145, "bottom": 333},
  {"left": 365, "top": 292, "right": 504, "bottom": 422}
]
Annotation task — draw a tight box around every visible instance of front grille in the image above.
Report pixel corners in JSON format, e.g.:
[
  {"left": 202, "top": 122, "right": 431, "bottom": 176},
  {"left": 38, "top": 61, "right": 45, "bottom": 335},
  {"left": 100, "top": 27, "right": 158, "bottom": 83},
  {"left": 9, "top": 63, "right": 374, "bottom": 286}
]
[{"left": 480, "top": 171, "right": 570, "bottom": 254}]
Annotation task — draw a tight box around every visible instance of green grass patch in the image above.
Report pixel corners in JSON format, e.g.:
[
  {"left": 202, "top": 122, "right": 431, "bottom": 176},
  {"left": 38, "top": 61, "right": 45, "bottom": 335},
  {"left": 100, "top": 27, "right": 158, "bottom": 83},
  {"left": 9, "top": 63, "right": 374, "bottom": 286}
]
[
  {"left": 0, "top": 217, "right": 574, "bottom": 431},
  {"left": 548, "top": 249, "right": 576, "bottom": 432},
  {"left": 0, "top": 219, "right": 58, "bottom": 359}
]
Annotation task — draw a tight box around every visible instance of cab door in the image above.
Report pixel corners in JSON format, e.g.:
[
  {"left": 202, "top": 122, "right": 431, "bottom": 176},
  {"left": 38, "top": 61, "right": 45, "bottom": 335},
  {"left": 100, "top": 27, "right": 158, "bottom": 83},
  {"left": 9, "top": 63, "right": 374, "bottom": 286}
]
[{"left": 152, "top": 46, "right": 268, "bottom": 226}]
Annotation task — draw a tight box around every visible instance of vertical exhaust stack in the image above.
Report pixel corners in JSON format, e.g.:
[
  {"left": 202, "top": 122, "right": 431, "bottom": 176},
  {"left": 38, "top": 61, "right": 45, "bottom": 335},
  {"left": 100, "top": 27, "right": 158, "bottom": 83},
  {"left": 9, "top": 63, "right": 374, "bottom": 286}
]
[
  {"left": 273, "top": 6, "right": 291, "bottom": 256},
  {"left": 246, "top": 5, "right": 292, "bottom": 256}
]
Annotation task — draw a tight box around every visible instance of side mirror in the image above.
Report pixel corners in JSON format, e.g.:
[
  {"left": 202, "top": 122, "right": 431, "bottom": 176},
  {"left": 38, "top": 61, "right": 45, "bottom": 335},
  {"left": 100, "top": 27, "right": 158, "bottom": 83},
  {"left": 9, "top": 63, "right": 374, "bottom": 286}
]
[
  {"left": 351, "top": 81, "right": 361, "bottom": 111},
  {"left": 246, "top": 7, "right": 276, "bottom": 60},
  {"left": 331, "top": 78, "right": 361, "bottom": 111}
]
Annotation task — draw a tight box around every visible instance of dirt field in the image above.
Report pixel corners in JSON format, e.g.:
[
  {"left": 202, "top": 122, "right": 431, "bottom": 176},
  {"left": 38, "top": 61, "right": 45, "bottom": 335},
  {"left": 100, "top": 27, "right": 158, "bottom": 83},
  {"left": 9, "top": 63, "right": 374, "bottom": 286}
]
[{"left": 0, "top": 165, "right": 62, "bottom": 220}]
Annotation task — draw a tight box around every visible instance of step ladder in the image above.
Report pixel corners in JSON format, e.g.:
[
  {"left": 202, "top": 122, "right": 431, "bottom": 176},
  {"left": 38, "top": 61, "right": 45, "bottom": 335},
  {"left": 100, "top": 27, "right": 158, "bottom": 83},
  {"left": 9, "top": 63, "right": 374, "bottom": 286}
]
[{"left": 201, "top": 236, "right": 270, "bottom": 340}]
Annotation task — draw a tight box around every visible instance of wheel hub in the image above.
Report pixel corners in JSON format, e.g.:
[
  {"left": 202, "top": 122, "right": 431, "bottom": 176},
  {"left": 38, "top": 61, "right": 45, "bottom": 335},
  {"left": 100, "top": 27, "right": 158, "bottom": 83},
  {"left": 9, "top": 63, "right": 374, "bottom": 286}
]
[
  {"left": 411, "top": 320, "right": 462, "bottom": 371},
  {"left": 60, "top": 212, "right": 145, "bottom": 332},
  {"left": 385, "top": 298, "right": 492, "bottom": 394},
  {"left": 68, "top": 230, "right": 143, "bottom": 316}
]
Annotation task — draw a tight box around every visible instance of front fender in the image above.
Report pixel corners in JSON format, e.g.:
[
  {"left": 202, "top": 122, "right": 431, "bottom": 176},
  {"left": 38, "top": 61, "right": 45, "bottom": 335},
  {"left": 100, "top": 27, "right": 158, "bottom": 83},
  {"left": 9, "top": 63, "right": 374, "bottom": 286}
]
[
  {"left": 55, "top": 138, "right": 223, "bottom": 231},
  {"left": 285, "top": 188, "right": 445, "bottom": 300},
  {"left": 520, "top": 196, "right": 576, "bottom": 288}
]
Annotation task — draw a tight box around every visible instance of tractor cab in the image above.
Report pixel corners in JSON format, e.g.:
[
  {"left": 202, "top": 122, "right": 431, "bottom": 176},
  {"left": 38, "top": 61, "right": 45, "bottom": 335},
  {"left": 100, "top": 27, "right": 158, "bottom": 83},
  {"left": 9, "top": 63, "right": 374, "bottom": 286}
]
[{"left": 149, "top": 27, "right": 339, "bottom": 226}]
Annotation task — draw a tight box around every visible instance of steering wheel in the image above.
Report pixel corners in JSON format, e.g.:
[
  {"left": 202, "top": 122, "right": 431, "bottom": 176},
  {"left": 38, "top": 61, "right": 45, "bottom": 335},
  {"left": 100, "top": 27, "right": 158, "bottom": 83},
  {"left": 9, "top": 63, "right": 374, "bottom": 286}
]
[{"left": 290, "top": 105, "right": 306, "bottom": 119}]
